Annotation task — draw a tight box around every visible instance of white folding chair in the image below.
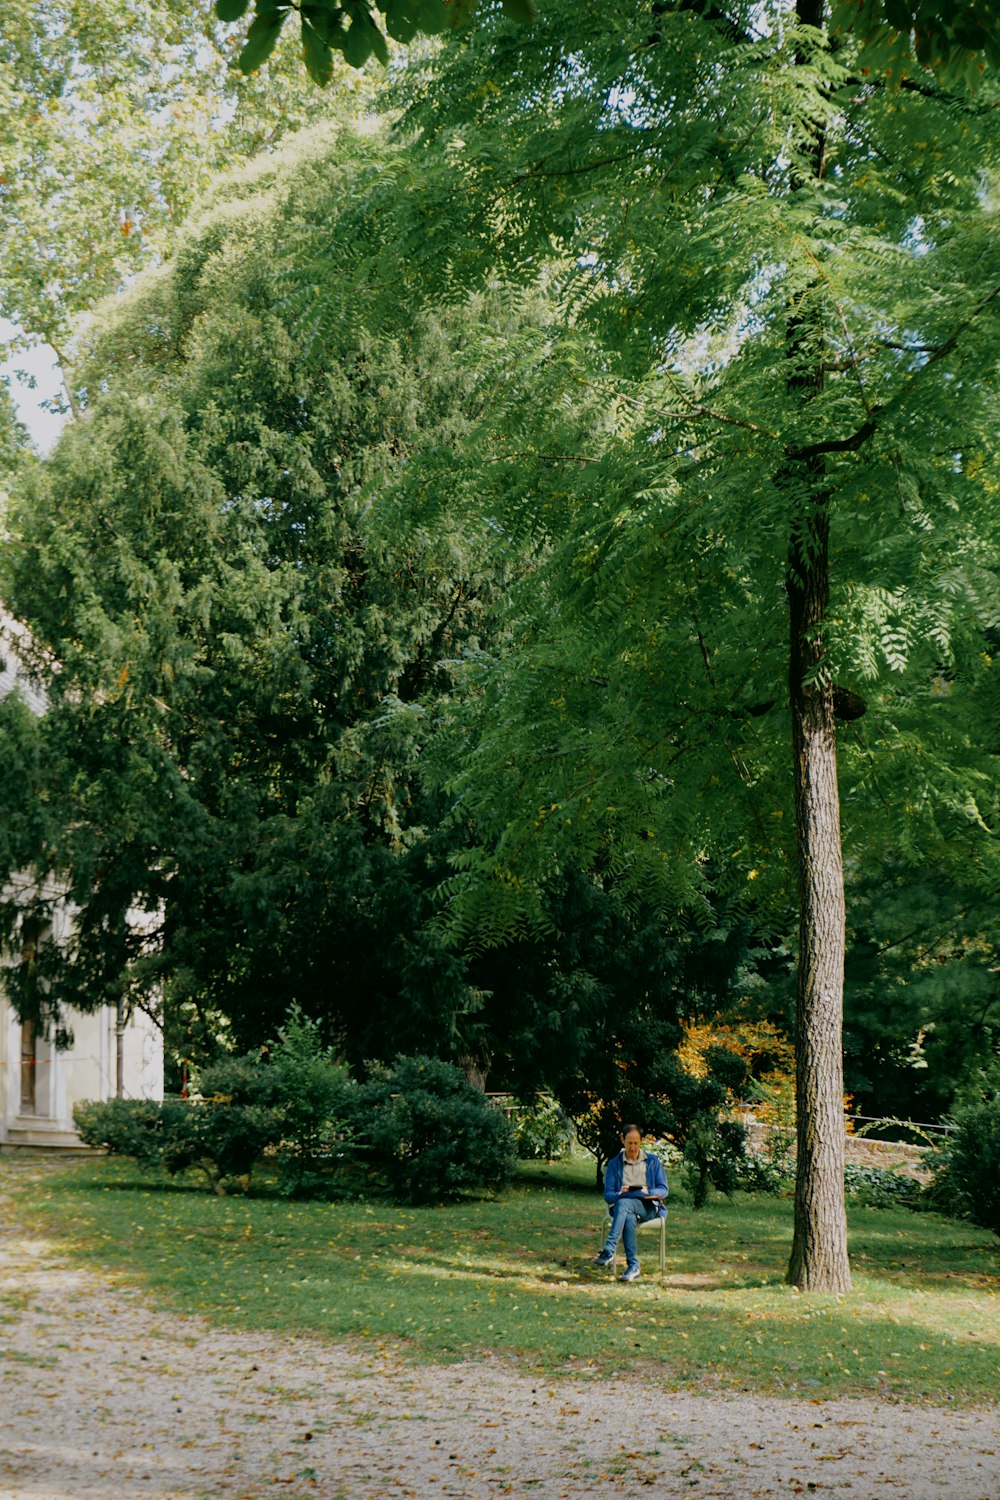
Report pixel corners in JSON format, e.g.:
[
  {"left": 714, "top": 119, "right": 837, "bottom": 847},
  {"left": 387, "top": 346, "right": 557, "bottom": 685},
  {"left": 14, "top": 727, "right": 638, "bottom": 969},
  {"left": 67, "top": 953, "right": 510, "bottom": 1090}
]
[{"left": 598, "top": 1209, "right": 666, "bottom": 1274}]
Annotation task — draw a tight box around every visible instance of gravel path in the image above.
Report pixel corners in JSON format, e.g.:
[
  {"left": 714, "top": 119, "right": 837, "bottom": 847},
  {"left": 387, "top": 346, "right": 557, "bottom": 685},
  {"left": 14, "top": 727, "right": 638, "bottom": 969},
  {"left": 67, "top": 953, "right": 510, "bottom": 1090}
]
[{"left": 1, "top": 1163, "right": 998, "bottom": 1500}]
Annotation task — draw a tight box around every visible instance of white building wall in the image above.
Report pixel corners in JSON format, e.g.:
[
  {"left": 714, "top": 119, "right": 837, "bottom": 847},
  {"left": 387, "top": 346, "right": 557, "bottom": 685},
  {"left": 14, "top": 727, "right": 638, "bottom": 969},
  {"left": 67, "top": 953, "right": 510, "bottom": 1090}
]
[
  {"left": 0, "top": 607, "right": 164, "bottom": 1148},
  {"left": 0, "top": 993, "right": 163, "bottom": 1148},
  {"left": 0, "top": 609, "right": 47, "bottom": 718},
  {"left": 0, "top": 883, "right": 165, "bottom": 1146}
]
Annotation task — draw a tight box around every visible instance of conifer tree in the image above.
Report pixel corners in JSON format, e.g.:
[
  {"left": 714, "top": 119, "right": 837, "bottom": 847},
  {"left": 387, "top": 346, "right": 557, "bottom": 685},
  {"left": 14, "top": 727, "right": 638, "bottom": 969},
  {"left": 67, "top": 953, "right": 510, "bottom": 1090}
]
[{"left": 0, "top": 129, "right": 535, "bottom": 1068}]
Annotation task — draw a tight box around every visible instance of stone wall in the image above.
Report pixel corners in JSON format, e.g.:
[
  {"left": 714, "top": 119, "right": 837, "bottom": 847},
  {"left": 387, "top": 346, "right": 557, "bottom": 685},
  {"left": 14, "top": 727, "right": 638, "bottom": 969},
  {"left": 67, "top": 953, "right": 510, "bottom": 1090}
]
[{"left": 741, "top": 1116, "right": 933, "bottom": 1180}]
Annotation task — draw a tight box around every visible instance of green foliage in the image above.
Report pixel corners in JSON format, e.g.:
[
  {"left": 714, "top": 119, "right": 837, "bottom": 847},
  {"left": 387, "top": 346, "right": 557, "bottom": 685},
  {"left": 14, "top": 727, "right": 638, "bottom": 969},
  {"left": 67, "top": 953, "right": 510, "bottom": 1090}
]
[
  {"left": 73, "top": 1096, "right": 274, "bottom": 1193},
  {"left": 507, "top": 1096, "right": 573, "bottom": 1161},
  {"left": 73, "top": 1042, "right": 515, "bottom": 1204},
  {"left": 73, "top": 1006, "right": 353, "bottom": 1195},
  {"left": 220, "top": 0, "right": 535, "bottom": 85},
  {"left": 731, "top": 1141, "right": 795, "bottom": 1197},
  {"left": 843, "top": 1163, "right": 925, "bottom": 1211},
  {"left": 0, "top": 691, "right": 56, "bottom": 891},
  {"left": 72, "top": 1098, "right": 176, "bottom": 1174},
  {"left": 1, "top": 125, "right": 537, "bottom": 1064},
  {"left": 644, "top": 1135, "right": 684, "bottom": 1175},
  {"left": 831, "top": 0, "right": 1000, "bottom": 88},
  {"left": 390, "top": 5, "right": 1000, "bottom": 1275},
  {"left": 469, "top": 868, "right": 784, "bottom": 1134},
  {"left": 681, "top": 1116, "right": 749, "bottom": 1211},
  {"left": 349, "top": 1054, "right": 516, "bottom": 1204},
  {"left": 0, "top": 0, "right": 374, "bottom": 380},
  {"left": 560, "top": 976, "right": 755, "bottom": 1211},
  {"left": 844, "top": 874, "right": 1000, "bottom": 1123},
  {"left": 213, "top": 0, "right": 998, "bottom": 91},
  {"left": 926, "top": 1083, "right": 1000, "bottom": 1237},
  {"left": 0, "top": 381, "right": 29, "bottom": 490},
  {"left": 392, "top": 0, "right": 1000, "bottom": 942},
  {"left": 202, "top": 1008, "right": 355, "bottom": 1196}
]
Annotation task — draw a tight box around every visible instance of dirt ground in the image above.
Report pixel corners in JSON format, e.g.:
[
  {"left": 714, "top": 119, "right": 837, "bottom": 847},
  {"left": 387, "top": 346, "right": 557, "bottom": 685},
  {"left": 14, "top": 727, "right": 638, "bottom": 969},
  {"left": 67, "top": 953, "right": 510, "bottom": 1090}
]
[{"left": 1, "top": 1162, "right": 998, "bottom": 1500}]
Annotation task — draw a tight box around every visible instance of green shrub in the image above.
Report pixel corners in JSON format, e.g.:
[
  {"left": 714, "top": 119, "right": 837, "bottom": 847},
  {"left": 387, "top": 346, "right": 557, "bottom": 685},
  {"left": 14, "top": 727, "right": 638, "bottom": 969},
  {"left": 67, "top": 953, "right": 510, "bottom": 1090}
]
[
  {"left": 351, "top": 1054, "right": 516, "bottom": 1204},
  {"left": 74, "top": 1007, "right": 355, "bottom": 1196},
  {"left": 73, "top": 1095, "right": 272, "bottom": 1192},
  {"left": 75, "top": 1036, "right": 514, "bottom": 1205},
  {"left": 165, "top": 1098, "right": 276, "bottom": 1188},
  {"left": 73, "top": 1098, "right": 175, "bottom": 1173},
  {"left": 843, "top": 1163, "right": 924, "bottom": 1211},
  {"left": 926, "top": 1092, "right": 1000, "bottom": 1237},
  {"left": 509, "top": 1096, "right": 572, "bottom": 1161},
  {"left": 571, "top": 1045, "right": 756, "bottom": 1205},
  {"left": 681, "top": 1114, "right": 749, "bottom": 1209},
  {"left": 732, "top": 1143, "right": 794, "bottom": 1196},
  {"left": 237, "top": 1009, "right": 356, "bottom": 1197},
  {"left": 644, "top": 1136, "right": 683, "bottom": 1175}
]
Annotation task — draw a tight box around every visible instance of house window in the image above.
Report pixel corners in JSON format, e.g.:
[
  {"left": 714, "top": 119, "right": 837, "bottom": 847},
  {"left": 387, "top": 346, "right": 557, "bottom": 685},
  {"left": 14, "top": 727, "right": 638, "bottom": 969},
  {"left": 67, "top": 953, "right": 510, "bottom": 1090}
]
[{"left": 20, "top": 1019, "right": 37, "bottom": 1114}]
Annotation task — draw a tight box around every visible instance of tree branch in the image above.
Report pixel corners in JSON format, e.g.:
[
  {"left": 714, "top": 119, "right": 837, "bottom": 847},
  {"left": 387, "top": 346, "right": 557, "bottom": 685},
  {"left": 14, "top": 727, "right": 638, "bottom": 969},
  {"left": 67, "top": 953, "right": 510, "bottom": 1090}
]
[
  {"left": 918, "top": 282, "right": 1000, "bottom": 371},
  {"left": 513, "top": 149, "right": 653, "bottom": 186},
  {"left": 789, "top": 282, "right": 1000, "bottom": 462},
  {"left": 787, "top": 411, "right": 881, "bottom": 462}
]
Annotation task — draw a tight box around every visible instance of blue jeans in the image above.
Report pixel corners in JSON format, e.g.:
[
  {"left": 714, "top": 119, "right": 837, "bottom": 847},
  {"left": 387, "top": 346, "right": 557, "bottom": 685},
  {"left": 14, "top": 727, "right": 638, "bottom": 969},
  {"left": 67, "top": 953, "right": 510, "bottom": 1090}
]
[{"left": 602, "top": 1196, "right": 660, "bottom": 1269}]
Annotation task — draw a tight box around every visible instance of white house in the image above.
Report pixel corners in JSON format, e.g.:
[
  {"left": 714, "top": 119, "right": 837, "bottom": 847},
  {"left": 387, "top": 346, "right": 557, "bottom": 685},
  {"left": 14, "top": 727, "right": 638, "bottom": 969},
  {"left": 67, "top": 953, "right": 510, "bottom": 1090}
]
[{"left": 0, "top": 608, "right": 163, "bottom": 1150}]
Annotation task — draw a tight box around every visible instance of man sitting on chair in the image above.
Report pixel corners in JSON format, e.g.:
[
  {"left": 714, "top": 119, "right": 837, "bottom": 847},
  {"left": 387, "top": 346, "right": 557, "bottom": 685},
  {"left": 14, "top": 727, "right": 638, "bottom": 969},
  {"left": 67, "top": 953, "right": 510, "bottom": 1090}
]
[{"left": 593, "top": 1123, "right": 668, "bottom": 1283}]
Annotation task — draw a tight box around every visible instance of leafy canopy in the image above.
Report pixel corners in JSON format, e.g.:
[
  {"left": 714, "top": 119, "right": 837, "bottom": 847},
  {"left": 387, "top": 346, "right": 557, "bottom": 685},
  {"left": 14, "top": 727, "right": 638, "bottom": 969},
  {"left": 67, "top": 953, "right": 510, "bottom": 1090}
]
[
  {"left": 0, "top": 125, "right": 539, "bottom": 1065},
  {"left": 217, "top": 0, "right": 1000, "bottom": 91},
  {"left": 0, "top": 0, "right": 381, "bottom": 423}
]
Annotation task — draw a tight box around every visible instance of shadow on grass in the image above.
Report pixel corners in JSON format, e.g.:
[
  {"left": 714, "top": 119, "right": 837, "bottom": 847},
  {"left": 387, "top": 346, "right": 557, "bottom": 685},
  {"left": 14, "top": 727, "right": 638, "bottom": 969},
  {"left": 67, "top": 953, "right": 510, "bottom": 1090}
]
[
  {"left": 41, "top": 1169, "right": 218, "bottom": 1198},
  {"left": 38, "top": 1163, "right": 995, "bottom": 1299},
  {"left": 513, "top": 1164, "right": 601, "bottom": 1196},
  {"left": 7, "top": 1155, "right": 999, "bottom": 1400}
]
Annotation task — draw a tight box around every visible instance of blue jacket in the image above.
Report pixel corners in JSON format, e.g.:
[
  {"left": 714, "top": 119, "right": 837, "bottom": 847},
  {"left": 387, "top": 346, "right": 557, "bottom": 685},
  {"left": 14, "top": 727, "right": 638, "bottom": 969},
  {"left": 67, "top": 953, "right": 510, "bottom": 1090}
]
[{"left": 603, "top": 1149, "right": 669, "bottom": 1218}]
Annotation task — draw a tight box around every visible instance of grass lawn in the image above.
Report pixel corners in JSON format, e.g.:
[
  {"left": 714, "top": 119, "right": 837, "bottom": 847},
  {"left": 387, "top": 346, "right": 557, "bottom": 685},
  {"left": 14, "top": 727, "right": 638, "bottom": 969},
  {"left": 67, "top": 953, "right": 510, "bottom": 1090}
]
[{"left": 5, "top": 1154, "right": 998, "bottom": 1404}]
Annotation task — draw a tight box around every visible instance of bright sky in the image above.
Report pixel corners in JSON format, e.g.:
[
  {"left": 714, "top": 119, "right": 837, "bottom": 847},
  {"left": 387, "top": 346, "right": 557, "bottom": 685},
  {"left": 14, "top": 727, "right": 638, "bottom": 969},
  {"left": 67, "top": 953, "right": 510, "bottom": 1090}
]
[{"left": 1, "top": 324, "right": 70, "bottom": 455}]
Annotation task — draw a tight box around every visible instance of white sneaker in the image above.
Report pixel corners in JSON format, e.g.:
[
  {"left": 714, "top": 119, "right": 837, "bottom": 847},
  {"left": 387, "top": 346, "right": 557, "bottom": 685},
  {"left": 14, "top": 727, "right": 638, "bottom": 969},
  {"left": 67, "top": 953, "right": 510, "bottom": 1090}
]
[{"left": 619, "top": 1264, "right": 640, "bottom": 1283}]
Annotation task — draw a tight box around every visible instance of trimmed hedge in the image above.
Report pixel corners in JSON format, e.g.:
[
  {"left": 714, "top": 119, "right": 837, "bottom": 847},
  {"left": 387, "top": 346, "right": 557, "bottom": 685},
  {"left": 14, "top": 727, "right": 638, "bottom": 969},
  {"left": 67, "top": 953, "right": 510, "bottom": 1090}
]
[
  {"left": 74, "top": 1025, "right": 515, "bottom": 1203},
  {"left": 74, "top": 1094, "right": 277, "bottom": 1193},
  {"left": 348, "top": 1054, "right": 516, "bottom": 1204}
]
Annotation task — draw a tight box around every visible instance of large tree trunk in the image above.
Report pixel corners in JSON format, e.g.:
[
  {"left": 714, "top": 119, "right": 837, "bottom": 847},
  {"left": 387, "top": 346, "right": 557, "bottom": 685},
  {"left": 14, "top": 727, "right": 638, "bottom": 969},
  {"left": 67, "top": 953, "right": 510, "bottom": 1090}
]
[
  {"left": 781, "top": 0, "right": 852, "bottom": 1295},
  {"left": 786, "top": 504, "right": 851, "bottom": 1292}
]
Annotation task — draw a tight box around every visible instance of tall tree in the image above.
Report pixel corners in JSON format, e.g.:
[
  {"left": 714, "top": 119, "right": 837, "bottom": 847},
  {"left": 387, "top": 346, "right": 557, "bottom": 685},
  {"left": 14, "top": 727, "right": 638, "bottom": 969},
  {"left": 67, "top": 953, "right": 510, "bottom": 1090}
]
[
  {"left": 386, "top": 0, "right": 1000, "bottom": 1289},
  {"left": 784, "top": 0, "right": 850, "bottom": 1294},
  {"left": 0, "top": 127, "right": 543, "bottom": 1069},
  {"left": 0, "top": 0, "right": 378, "bottom": 435}
]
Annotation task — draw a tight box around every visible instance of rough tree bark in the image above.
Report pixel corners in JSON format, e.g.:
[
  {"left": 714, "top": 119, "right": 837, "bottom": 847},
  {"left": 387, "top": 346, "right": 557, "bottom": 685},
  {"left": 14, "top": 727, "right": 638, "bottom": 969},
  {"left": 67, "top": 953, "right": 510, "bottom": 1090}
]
[
  {"left": 784, "top": 0, "right": 852, "bottom": 1293},
  {"left": 786, "top": 501, "right": 851, "bottom": 1291}
]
